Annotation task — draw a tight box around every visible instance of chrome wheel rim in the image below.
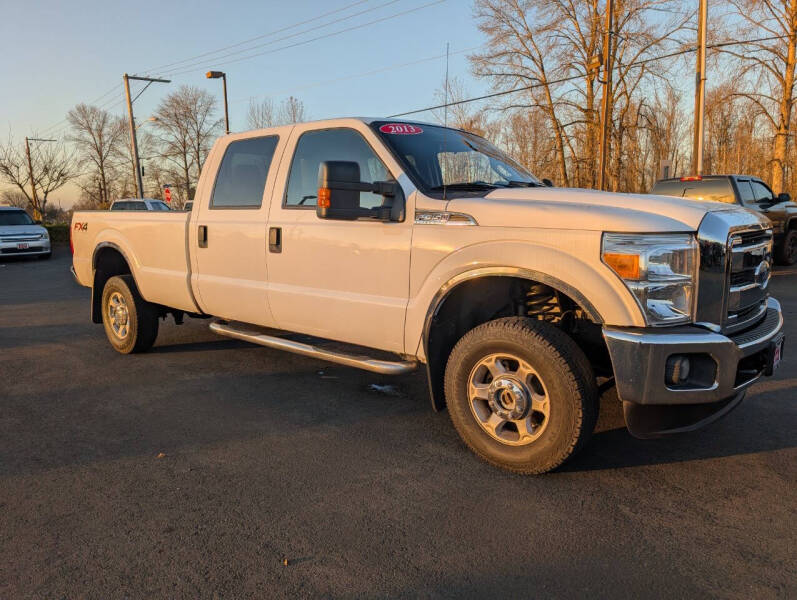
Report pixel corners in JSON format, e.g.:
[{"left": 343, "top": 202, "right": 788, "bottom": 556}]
[
  {"left": 467, "top": 353, "right": 550, "bottom": 446},
  {"left": 107, "top": 291, "right": 130, "bottom": 340}
]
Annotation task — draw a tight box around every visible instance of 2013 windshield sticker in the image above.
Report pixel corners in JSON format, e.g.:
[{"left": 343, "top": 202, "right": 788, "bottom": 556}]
[{"left": 379, "top": 123, "right": 423, "bottom": 135}]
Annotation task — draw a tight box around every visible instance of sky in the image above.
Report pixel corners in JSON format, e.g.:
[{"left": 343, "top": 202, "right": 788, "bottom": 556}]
[{"left": 0, "top": 0, "right": 488, "bottom": 207}]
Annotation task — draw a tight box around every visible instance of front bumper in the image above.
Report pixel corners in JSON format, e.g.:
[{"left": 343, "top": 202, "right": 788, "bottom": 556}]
[
  {"left": 0, "top": 238, "right": 51, "bottom": 256},
  {"left": 603, "top": 297, "right": 784, "bottom": 436}
]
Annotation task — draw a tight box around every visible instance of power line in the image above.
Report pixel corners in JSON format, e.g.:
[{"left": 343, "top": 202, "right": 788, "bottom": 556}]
[
  {"left": 165, "top": 0, "right": 446, "bottom": 77},
  {"left": 387, "top": 34, "right": 791, "bottom": 118},
  {"left": 233, "top": 44, "right": 482, "bottom": 104},
  {"left": 140, "top": 0, "right": 374, "bottom": 75}
]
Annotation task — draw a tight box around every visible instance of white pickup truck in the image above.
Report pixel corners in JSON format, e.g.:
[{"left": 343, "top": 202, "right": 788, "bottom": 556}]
[{"left": 71, "top": 118, "right": 785, "bottom": 473}]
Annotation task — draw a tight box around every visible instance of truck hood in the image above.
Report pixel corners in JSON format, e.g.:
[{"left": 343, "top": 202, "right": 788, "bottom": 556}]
[
  {"left": 0, "top": 224, "right": 47, "bottom": 237},
  {"left": 446, "top": 187, "right": 743, "bottom": 232}
]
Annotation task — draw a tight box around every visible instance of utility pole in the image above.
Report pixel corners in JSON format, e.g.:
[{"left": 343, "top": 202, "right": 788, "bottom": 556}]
[
  {"left": 123, "top": 73, "right": 170, "bottom": 198},
  {"left": 692, "top": 0, "right": 708, "bottom": 175},
  {"left": 597, "top": 0, "right": 614, "bottom": 191},
  {"left": 24, "top": 137, "right": 56, "bottom": 221}
]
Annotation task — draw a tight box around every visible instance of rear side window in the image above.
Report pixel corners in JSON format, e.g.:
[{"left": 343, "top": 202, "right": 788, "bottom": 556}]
[
  {"left": 211, "top": 136, "right": 279, "bottom": 208},
  {"left": 150, "top": 201, "right": 170, "bottom": 211},
  {"left": 132, "top": 202, "right": 147, "bottom": 210},
  {"left": 284, "top": 128, "right": 391, "bottom": 209},
  {"left": 737, "top": 180, "right": 755, "bottom": 204}
]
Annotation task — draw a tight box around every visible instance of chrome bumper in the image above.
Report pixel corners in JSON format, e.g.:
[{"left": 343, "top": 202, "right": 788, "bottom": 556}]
[{"left": 603, "top": 297, "right": 784, "bottom": 406}]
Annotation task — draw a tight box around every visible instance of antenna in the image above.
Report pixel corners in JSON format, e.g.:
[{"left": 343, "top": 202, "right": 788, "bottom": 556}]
[
  {"left": 443, "top": 42, "right": 450, "bottom": 202},
  {"left": 444, "top": 42, "right": 450, "bottom": 128}
]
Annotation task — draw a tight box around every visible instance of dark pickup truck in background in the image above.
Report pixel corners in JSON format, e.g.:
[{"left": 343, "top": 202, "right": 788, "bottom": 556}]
[{"left": 652, "top": 175, "right": 797, "bottom": 265}]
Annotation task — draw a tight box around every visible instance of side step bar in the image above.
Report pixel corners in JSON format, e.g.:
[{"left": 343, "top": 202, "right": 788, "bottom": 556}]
[{"left": 210, "top": 321, "right": 418, "bottom": 375}]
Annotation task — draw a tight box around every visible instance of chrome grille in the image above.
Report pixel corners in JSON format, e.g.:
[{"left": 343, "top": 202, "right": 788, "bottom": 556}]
[
  {"left": 725, "top": 229, "right": 772, "bottom": 332},
  {"left": 0, "top": 234, "right": 41, "bottom": 242},
  {"left": 695, "top": 210, "right": 772, "bottom": 334}
]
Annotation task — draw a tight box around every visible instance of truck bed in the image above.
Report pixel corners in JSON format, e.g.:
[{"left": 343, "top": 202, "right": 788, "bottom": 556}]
[{"left": 71, "top": 210, "right": 199, "bottom": 313}]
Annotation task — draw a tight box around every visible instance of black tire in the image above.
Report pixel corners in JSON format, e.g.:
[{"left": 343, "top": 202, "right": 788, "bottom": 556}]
[
  {"left": 776, "top": 228, "right": 797, "bottom": 266},
  {"left": 444, "top": 317, "right": 598, "bottom": 474},
  {"left": 101, "top": 275, "right": 159, "bottom": 354}
]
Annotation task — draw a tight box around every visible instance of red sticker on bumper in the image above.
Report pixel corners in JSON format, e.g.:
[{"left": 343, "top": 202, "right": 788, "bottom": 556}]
[{"left": 379, "top": 123, "right": 423, "bottom": 135}]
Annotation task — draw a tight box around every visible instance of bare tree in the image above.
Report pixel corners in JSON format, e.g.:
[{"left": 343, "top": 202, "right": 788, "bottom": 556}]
[
  {"left": 67, "top": 104, "right": 127, "bottom": 207},
  {"left": 277, "top": 96, "right": 307, "bottom": 125},
  {"left": 154, "top": 86, "right": 221, "bottom": 200},
  {"left": 471, "top": 0, "right": 690, "bottom": 189},
  {"left": 722, "top": 0, "right": 797, "bottom": 193},
  {"left": 0, "top": 135, "right": 74, "bottom": 218},
  {"left": 247, "top": 98, "right": 277, "bottom": 129}
]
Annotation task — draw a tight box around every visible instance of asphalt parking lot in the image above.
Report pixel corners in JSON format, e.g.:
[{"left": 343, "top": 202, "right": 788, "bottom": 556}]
[{"left": 1, "top": 247, "right": 795, "bottom": 599}]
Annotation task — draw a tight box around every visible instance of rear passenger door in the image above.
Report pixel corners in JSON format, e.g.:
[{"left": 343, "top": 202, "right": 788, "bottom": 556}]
[{"left": 193, "top": 135, "right": 284, "bottom": 326}]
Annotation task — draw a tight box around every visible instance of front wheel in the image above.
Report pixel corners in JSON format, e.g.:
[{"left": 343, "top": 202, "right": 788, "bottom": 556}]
[
  {"left": 776, "top": 229, "right": 796, "bottom": 266},
  {"left": 444, "top": 317, "right": 598, "bottom": 474},
  {"left": 101, "top": 275, "right": 159, "bottom": 354}
]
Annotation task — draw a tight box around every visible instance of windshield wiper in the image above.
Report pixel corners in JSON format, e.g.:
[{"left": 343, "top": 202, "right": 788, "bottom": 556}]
[
  {"left": 504, "top": 180, "right": 542, "bottom": 188},
  {"left": 428, "top": 182, "right": 498, "bottom": 191}
]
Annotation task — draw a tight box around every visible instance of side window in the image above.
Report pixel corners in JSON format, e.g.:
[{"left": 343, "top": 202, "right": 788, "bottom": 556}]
[
  {"left": 211, "top": 136, "right": 279, "bottom": 209},
  {"left": 284, "top": 128, "right": 391, "bottom": 209},
  {"left": 133, "top": 202, "right": 147, "bottom": 210},
  {"left": 737, "top": 180, "right": 756, "bottom": 205},
  {"left": 751, "top": 181, "right": 774, "bottom": 204}
]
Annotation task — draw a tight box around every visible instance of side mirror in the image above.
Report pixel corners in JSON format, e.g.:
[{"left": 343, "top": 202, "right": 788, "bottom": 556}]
[
  {"left": 542, "top": 178, "right": 554, "bottom": 187},
  {"left": 34, "top": 220, "right": 42, "bottom": 225},
  {"left": 316, "top": 161, "right": 405, "bottom": 222},
  {"left": 778, "top": 192, "right": 791, "bottom": 203}
]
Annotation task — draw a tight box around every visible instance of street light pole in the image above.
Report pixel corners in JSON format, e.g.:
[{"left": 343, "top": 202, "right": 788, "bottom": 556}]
[
  {"left": 123, "top": 73, "right": 170, "bottom": 198},
  {"left": 206, "top": 71, "right": 230, "bottom": 134},
  {"left": 24, "top": 136, "right": 56, "bottom": 221},
  {"left": 692, "top": 0, "right": 708, "bottom": 176}
]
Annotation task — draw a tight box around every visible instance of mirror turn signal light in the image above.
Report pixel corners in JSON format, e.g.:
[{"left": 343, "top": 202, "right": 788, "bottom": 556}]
[
  {"left": 604, "top": 252, "right": 640, "bottom": 280},
  {"left": 318, "top": 187, "right": 331, "bottom": 208}
]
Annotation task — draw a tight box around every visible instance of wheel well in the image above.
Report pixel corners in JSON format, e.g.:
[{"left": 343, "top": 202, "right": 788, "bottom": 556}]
[
  {"left": 424, "top": 275, "right": 608, "bottom": 411},
  {"left": 91, "top": 245, "right": 132, "bottom": 323}
]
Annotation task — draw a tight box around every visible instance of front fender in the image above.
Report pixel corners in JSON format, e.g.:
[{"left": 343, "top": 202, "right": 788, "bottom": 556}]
[{"left": 405, "top": 235, "right": 645, "bottom": 359}]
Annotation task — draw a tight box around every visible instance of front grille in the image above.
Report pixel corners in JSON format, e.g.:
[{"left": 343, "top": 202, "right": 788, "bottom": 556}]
[
  {"left": 725, "top": 229, "right": 772, "bottom": 333},
  {"left": 0, "top": 235, "right": 41, "bottom": 242}
]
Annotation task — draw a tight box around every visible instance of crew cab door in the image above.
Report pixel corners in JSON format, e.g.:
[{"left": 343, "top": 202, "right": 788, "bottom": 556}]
[
  {"left": 192, "top": 134, "right": 284, "bottom": 326},
  {"left": 265, "top": 124, "right": 412, "bottom": 353}
]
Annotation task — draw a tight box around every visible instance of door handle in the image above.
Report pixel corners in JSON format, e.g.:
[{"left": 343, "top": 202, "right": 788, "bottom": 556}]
[
  {"left": 198, "top": 225, "right": 208, "bottom": 248},
  {"left": 268, "top": 227, "right": 281, "bottom": 253}
]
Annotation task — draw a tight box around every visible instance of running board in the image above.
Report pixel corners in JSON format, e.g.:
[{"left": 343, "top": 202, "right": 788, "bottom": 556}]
[{"left": 210, "top": 321, "right": 418, "bottom": 375}]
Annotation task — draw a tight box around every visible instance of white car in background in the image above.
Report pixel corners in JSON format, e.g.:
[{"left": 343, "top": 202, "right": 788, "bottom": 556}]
[
  {"left": 110, "top": 198, "right": 171, "bottom": 211},
  {"left": 0, "top": 206, "right": 51, "bottom": 259}
]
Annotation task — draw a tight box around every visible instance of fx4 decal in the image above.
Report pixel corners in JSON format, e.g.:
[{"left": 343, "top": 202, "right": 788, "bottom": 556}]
[{"left": 73, "top": 222, "right": 88, "bottom": 232}]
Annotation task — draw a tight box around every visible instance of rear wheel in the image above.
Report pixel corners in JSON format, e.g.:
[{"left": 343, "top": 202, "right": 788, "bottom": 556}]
[
  {"left": 101, "top": 275, "right": 159, "bottom": 354},
  {"left": 776, "top": 229, "right": 796, "bottom": 266},
  {"left": 444, "top": 317, "right": 598, "bottom": 474}
]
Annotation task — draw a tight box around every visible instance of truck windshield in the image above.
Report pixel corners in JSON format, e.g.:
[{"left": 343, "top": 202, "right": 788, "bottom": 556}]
[
  {"left": 372, "top": 121, "right": 540, "bottom": 196},
  {"left": 0, "top": 210, "right": 34, "bottom": 225}
]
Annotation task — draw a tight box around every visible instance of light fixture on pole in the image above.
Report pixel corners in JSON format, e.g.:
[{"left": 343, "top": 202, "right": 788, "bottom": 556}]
[
  {"left": 206, "top": 71, "right": 230, "bottom": 134},
  {"left": 124, "top": 73, "right": 170, "bottom": 199},
  {"left": 25, "top": 137, "right": 56, "bottom": 221}
]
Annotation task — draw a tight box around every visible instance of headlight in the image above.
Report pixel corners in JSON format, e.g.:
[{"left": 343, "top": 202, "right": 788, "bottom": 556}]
[{"left": 602, "top": 233, "right": 697, "bottom": 325}]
